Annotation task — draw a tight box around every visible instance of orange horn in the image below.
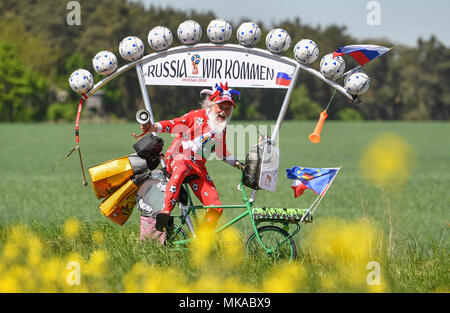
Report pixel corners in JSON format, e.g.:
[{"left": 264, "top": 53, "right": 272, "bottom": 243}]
[{"left": 308, "top": 110, "right": 328, "bottom": 144}]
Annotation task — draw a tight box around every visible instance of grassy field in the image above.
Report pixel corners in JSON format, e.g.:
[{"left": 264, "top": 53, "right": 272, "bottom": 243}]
[{"left": 0, "top": 121, "right": 448, "bottom": 292}]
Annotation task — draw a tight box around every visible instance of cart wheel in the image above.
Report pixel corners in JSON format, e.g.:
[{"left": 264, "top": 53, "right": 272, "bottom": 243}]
[{"left": 245, "top": 225, "right": 297, "bottom": 261}]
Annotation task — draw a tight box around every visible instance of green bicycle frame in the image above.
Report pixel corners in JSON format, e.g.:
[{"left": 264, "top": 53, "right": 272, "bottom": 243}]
[{"left": 169, "top": 171, "right": 301, "bottom": 255}]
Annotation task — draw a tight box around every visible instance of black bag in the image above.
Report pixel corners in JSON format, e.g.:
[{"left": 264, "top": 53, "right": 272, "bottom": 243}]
[
  {"left": 243, "top": 143, "right": 263, "bottom": 190},
  {"left": 243, "top": 134, "right": 270, "bottom": 190},
  {"left": 133, "top": 133, "right": 164, "bottom": 170}
]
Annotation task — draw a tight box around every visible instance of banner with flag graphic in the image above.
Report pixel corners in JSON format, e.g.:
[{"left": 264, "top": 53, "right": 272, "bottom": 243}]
[
  {"left": 275, "top": 72, "right": 292, "bottom": 86},
  {"left": 286, "top": 166, "right": 340, "bottom": 198},
  {"left": 333, "top": 45, "right": 391, "bottom": 66}
]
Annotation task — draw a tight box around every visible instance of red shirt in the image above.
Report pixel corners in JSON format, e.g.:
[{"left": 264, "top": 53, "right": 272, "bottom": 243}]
[{"left": 155, "top": 109, "right": 235, "bottom": 168}]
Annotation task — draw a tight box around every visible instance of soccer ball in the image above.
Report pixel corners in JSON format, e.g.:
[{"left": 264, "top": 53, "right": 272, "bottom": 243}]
[
  {"left": 265, "top": 28, "right": 291, "bottom": 53},
  {"left": 207, "top": 19, "right": 232, "bottom": 44},
  {"left": 344, "top": 70, "right": 371, "bottom": 95},
  {"left": 147, "top": 26, "right": 173, "bottom": 51},
  {"left": 293, "top": 39, "right": 319, "bottom": 65},
  {"left": 119, "top": 36, "right": 145, "bottom": 61},
  {"left": 320, "top": 53, "right": 346, "bottom": 79},
  {"left": 92, "top": 50, "right": 118, "bottom": 76},
  {"left": 177, "top": 20, "right": 202, "bottom": 45},
  {"left": 236, "top": 22, "right": 261, "bottom": 47},
  {"left": 69, "top": 69, "right": 94, "bottom": 94}
]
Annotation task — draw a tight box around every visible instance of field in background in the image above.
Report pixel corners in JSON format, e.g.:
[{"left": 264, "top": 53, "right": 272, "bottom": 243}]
[{"left": 0, "top": 121, "right": 448, "bottom": 292}]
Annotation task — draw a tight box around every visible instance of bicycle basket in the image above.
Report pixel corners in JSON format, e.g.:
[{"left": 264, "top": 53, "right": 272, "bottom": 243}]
[
  {"left": 243, "top": 135, "right": 279, "bottom": 192},
  {"left": 252, "top": 207, "right": 312, "bottom": 223}
]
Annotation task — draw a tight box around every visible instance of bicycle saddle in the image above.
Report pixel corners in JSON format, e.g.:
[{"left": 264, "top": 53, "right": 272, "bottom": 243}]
[
  {"left": 182, "top": 174, "right": 199, "bottom": 184},
  {"left": 177, "top": 175, "right": 199, "bottom": 205}
]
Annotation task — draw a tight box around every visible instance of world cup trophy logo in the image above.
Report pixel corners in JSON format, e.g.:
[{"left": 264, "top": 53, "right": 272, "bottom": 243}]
[{"left": 191, "top": 54, "right": 200, "bottom": 75}]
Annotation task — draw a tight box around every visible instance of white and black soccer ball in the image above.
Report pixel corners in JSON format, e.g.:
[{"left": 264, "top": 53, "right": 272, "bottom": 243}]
[
  {"left": 207, "top": 19, "right": 232, "bottom": 44},
  {"left": 119, "top": 36, "right": 145, "bottom": 61},
  {"left": 177, "top": 20, "right": 202, "bottom": 45},
  {"left": 320, "top": 53, "right": 346, "bottom": 79},
  {"left": 148, "top": 26, "right": 173, "bottom": 51},
  {"left": 265, "top": 28, "right": 291, "bottom": 54},
  {"left": 236, "top": 22, "right": 261, "bottom": 47},
  {"left": 92, "top": 50, "right": 118, "bottom": 75},
  {"left": 69, "top": 69, "right": 94, "bottom": 94},
  {"left": 344, "top": 70, "right": 371, "bottom": 95},
  {"left": 293, "top": 39, "right": 319, "bottom": 65}
]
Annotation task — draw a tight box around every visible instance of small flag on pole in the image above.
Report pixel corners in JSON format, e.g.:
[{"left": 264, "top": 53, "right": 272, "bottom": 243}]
[
  {"left": 286, "top": 166, "right": 340, "bottom": 198},
  {"left": 333, "top": 45, "right": 391, "bottom": 66}
]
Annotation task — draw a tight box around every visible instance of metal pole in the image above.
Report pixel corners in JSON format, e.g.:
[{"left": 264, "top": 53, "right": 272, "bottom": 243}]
[
  {"left": 296, "top": 63, "right": 353, "bottom": 101},
  {"left": 135, "top": 63, "right": 156, "bottom": 123},
  {"left": 271, "top": 65, "right": 301, "bottom": 142},
  {"left": 249, "top": 65, "right": 301, "bottom": 203},
  {"left": 135, "top": 63, "right": 167, "bottom": 168}
]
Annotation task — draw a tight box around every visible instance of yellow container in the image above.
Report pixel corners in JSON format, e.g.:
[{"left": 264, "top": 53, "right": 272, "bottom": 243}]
[
  {"left": 99, "top": 179, "right": 138, "bottom": 226},
  {"left": 88, "top": 157, "right": 134, "bottom": 199}
]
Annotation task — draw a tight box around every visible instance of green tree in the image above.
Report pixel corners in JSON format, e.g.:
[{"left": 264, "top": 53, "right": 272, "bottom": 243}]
[
  {"left": 0, "top": 42, "right": 49, "bottom": 122},
  {"left": 1, "top": 0, "right": 448, "bottom": 121},
  {"left": 288, "top": 85, "right": 322, "bottom": 120},
  {"left": 336, "top": 108, "right": 363, "bottom": 121}
]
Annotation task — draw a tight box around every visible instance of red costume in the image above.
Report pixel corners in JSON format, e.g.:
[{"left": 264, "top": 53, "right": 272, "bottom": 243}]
[{"left": 155, "top": 108, "right": 237, "bottom": 227}]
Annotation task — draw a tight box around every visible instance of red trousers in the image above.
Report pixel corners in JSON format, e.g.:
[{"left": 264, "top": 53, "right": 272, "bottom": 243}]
[{"left": 163, "top": 155, "right": 223, "bottom": 227}]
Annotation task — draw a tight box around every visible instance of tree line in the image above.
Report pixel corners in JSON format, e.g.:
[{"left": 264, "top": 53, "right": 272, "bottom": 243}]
[{"left": 0, "top": 0, "right": 448, "bottom": 122}]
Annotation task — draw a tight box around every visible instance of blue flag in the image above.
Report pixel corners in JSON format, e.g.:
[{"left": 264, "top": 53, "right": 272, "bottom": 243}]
[{"left": 286, "top": 167, "right": 340, "bottom": 198}]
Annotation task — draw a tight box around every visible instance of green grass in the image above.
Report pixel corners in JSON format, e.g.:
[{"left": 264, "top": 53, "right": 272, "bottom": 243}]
[{"left": 0, "top": 121, "right": 448, "bottom": 292}]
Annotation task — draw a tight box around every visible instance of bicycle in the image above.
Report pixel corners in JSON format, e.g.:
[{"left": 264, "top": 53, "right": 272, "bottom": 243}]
[
  {"left": 160, "top": 169, "right": 312, "bottom": 262},
  {"left": 89, "top": 135, "right": 332, "bottom": 262}
]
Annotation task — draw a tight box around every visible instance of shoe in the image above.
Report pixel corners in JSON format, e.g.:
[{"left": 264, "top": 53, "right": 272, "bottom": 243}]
[{"left": 155, "top": 211, "right": 171, "bottom": 232}]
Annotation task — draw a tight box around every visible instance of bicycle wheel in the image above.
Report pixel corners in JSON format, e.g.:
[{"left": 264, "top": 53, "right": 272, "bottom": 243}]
[
  {"left": 245, "top": 225, "right": 297, "bottom": 261},
  {"left": 165, "top": 217, "right": 188, "bottom": 245},
  {"left": 165, "top": 226, "right": 188, "bottom": 247}
]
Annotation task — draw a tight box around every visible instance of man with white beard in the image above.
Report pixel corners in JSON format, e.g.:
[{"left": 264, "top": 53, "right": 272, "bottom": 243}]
[{"left": 140, "top": 83, "right": 244, "bottom": 233}]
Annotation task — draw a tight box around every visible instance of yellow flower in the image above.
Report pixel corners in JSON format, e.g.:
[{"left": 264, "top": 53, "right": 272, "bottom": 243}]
[
  {"left": 2, "top": 243, "right": 19, "bottom": 262},
  {"left": 359, "top": 133, "right": 415, "bottom": 189},
  {"left": 219, "top": 227, "right": 245, "bottom": 268},
  {"left": 92, "top": 231, "right": 104, "bottom": 244},
  {"left": 189, "top": 227, "right": 216, "bottom": 268},
  {"left": 84, "top": 250, "right": 108, "bottom": 277},
  {"left": 0, "top": 275, "right": 20, "bottom": 293},
  {"left": 27, "top": 236, "right": 43, "bottom": 266},
  {"left": 64, "top": 218, "right": 81, "bottom": 239},
  {"left": 262, "top": 262, "right": 308, "bottom": 293}
]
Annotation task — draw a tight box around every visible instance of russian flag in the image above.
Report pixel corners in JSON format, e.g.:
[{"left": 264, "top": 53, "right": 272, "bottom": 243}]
[
  {"left": 276, "top": 72, "right": 292, "bottom": 86},
  {"left": 333, "top": 45, "right": 391, "bottom": 66}
]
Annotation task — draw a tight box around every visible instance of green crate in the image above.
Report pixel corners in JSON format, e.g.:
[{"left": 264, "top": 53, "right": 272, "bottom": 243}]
[{"left": 252, "top": 207, "right": 312, "bottom": 223}]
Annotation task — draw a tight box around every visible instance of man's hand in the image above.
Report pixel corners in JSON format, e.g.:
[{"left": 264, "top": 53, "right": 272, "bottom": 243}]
[
  {"left": 234, "top": 160, "right": 245, "bottom": 171},
  {"left": 140, "top": 122, "right": 156, "bottom": 133}
]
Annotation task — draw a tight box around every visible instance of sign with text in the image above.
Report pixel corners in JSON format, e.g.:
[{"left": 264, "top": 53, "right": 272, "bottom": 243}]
[
  {"left": 142, "top": 48, "right": 297, "bottom": 88},
  {"left": 258, "top": 143, "right": 280, "bottom": 192}
]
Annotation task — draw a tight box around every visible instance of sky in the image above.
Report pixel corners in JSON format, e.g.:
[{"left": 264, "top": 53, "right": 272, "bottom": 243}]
[{"left": 132, "top": 0, "right": 449, "bottom": 47}]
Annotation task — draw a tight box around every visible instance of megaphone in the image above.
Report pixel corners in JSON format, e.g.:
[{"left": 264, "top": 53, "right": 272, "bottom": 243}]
[
  {"left": 136, "top": 109, "right": 150, "bottom": 125},
  {"left": 308, "top": 110, "right": 328, "bottom": 144}
]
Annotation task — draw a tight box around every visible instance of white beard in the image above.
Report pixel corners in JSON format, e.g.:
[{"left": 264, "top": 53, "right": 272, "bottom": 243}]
[{"left": 207, "top": 109, "right": 231, "bottom": 134}]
